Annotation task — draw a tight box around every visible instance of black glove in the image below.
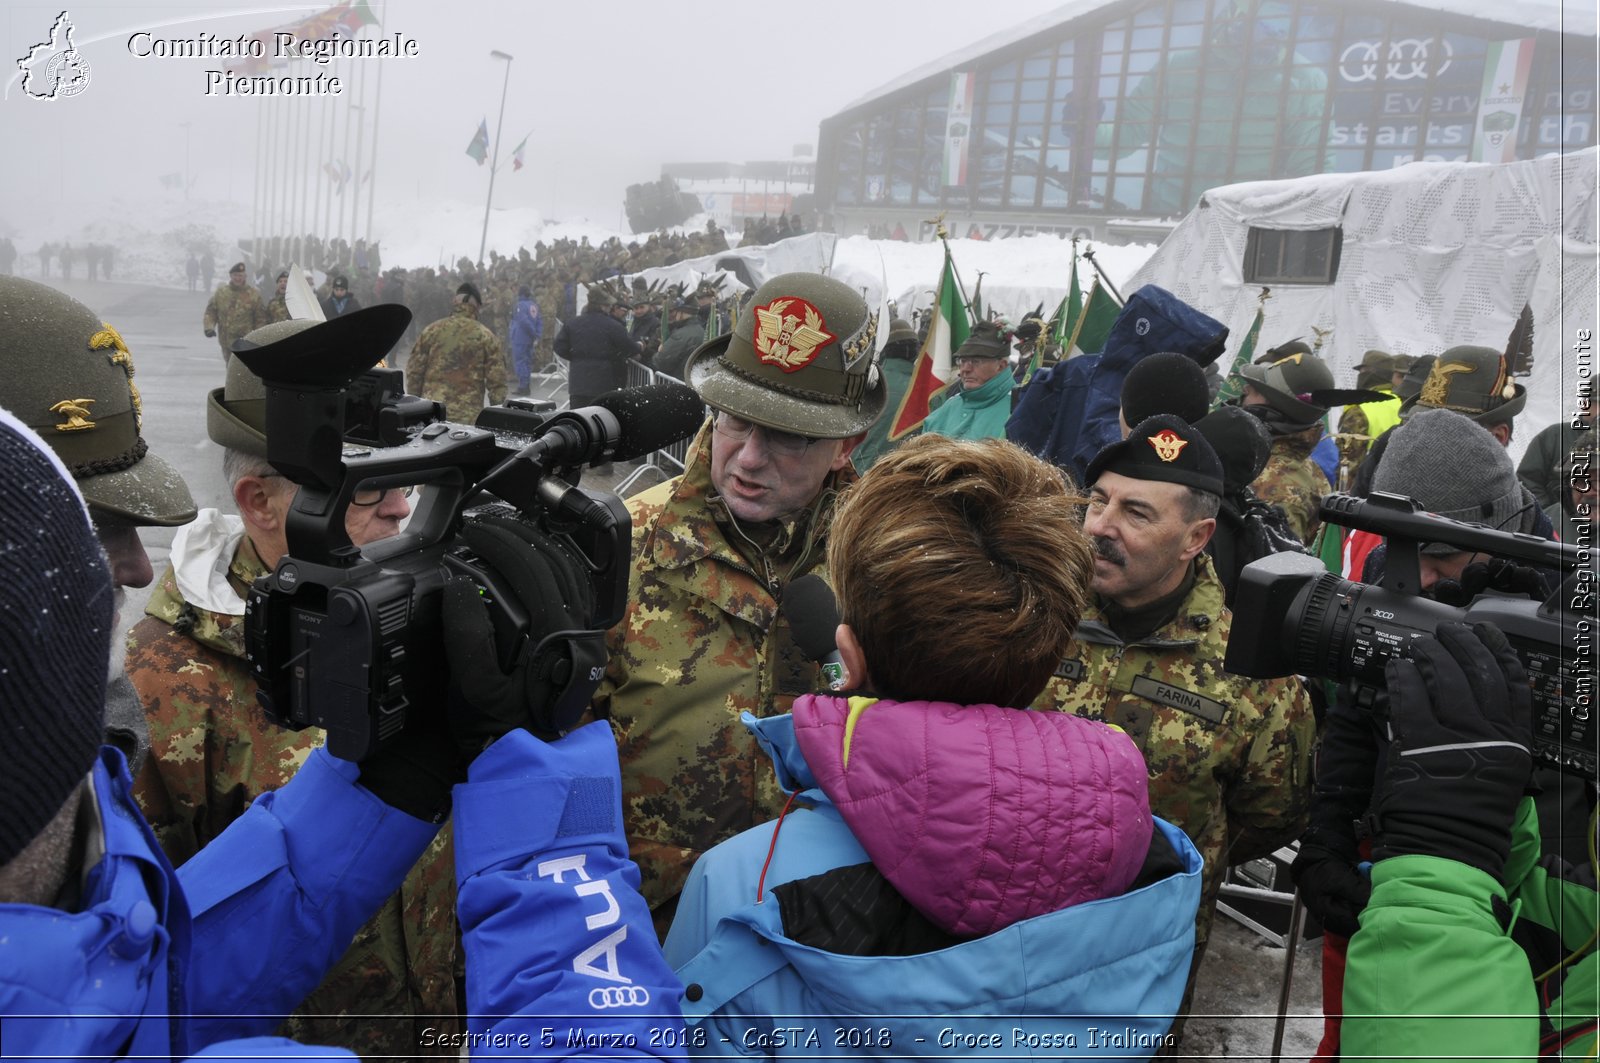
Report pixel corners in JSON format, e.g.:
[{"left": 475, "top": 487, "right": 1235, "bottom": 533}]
[
  {"left": 1371, "top": 622, "right": 1533, "bottom": 883},
  {"left": 204, "top": 328, "right": 217, "bottom": 338},
  {"left": 441, "top": 516, "right": 605, "bottom": 754},
  {"left": 1291, "top": 840, "right": 1370, "bottom": 938},
  {"left": 1431, "top": 558, "right": 1549, "bottom": 606},
  {"left": 356, "top": 700, "right": 461, "bottom": 822}
]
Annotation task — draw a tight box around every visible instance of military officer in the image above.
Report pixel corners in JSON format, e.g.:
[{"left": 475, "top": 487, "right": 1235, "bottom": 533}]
[
  {"left": 265, "top": 269, "right": 291, "bottom": 323},
  {"left": 592, "top": 272, "right": 884, "bottom": 934},
  {"left": 202, "top": 261, "right": 267, "bottom": 364},
  {"left": 125, "top": 314, "right": 459, "bottom": 1055},
  {"left": 405, "top": 281, "right": 507, "bottom": 425},
  {"left": 1032, "top": 414, "right": 1314, "bottom": 1046}
]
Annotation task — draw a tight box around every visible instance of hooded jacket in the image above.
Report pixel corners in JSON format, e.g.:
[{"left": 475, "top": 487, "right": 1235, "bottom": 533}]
[{"left": 664, "top": 699, "right": 1202, "bottom": 1058}]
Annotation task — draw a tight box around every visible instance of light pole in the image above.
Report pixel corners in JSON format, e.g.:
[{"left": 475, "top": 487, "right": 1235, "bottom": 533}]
[{"left": 478, "top": 50, "right": 513, "bottom": 266}]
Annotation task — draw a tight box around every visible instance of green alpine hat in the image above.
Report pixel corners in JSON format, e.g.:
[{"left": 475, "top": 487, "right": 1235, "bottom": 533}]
[
  {"left": 1240, "top": 352, "right": 1336, "bottom": 423},
  {"left": 686, "top": 272, "right": 885, "bottom": 439},
  {"left": 207, "top": 318, "right": 320, "bottom": 457},
  {"left": 1255, "top": 338, "right": 1312, "bottom": 365},
  {"left": 953, "top": 321, "right": 1011, "bottom": 360},
  {"left": 1401, "top": 344, "right": 1527, "bottom": 425},
  {"left": 1354, "top": 349, "right": 1396, "bottom": 391},
  {"left": 0, "top": 276, "right": 196, "bottom": 526}
]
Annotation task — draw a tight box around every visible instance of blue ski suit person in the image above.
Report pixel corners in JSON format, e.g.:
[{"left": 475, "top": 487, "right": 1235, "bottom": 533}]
[
  {"left": 511, "top": 285, "right": 545, "bottom": 393},
  {"left": 0, "top": 407, "right": 686, "bottom": 1060}
]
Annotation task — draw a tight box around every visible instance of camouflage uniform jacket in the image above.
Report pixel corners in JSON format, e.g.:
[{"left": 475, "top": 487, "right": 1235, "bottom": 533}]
[
  {"left": 593, "top": 424, "right": 850, "bottom": 923},
  {"left": 1334, "top": 389, "right": 1401, "bottom": 476},
  {"left": 405, "top": 304, "right": 508, "bottom": 424},
  {"left": 125, "top": 509, "right": 459, "bottom": 1054},
  {"left": 1254, "top": 432, "right": 1326, "bottom": 545},
  {"left": 1031, "top": 554, "right": 1313, "bottom": 948},
  {"left": 202, "top": 284, "right": 267, "bottom": 357},
  {"left": 265, "top": 293, "right": 291, "bottom": 323}
]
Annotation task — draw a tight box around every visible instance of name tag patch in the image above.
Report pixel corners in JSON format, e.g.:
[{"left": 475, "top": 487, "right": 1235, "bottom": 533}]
[
  {"left": 1054, "top": 658, "right": 1084, "bottom": 681},
  {"left": 1130, "top": 675, "right": 1227, "bottom": 725}
]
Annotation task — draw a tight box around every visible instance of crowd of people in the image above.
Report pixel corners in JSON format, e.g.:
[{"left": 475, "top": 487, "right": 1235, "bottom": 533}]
[
  {"left": 29, "top": 239, "right": 118, "bottom": 280},
  {"left": 0, "top": 253, "right": 1592, "bottom": 1063}
]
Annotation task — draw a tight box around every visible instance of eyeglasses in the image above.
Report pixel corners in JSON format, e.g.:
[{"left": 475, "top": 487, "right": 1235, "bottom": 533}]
[
  {"left": 351, "top": 485, "right": 414, "bottom": 507},
  {"left": 712, "top": 411, "right": 822, "bottom": 458},
  {"left": 955, "top": 356, "right": 995, "bottom": 369}
]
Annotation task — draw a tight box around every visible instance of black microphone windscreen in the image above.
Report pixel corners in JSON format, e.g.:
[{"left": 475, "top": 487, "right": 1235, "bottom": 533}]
[
  {"left": 595, "top": 381, "right": 706, "bottom": 462},
  {"left": 780, "top": 573, "right": 841, "bottom": 662}
]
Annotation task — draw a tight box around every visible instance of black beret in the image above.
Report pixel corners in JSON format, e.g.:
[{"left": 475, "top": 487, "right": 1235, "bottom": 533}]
[
  {"left": 229, "top": 261, "right": 246, "bottom": 273},
  {"left": 1086, "top": 414, "right": 1224, "bottom": 497},
  {"left": 456, "top": 281, "right": 482, "bottom": 304},
  {"left": 1194, "top": 405, "right": 1272, "bottom": 493}
]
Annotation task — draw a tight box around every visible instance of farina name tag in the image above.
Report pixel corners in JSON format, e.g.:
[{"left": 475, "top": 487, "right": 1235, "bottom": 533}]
[{"left": 1130, "top": 675, "right": 1227, "bottom": 724}]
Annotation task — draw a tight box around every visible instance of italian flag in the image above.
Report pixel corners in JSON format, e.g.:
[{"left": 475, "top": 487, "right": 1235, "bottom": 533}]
[{"left": 889, "top": 248, "right": 969, "bottom": 440}]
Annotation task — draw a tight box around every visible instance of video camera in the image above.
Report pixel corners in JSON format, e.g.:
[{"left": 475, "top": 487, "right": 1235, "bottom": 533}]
[
  {"left": 1225, "top": 491, "right": 1593, "bottom": 781},
  {"left": 236, "top": 305, "right": 705, "bottom": 760}
]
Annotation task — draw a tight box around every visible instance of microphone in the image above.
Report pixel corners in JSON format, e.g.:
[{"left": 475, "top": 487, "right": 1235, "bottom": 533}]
[
  {"left": 781, "top": 573, "right": 846, "bottom": 691},
  {"left": 514, "top": 380, "right": 705, "bottom": 470}
]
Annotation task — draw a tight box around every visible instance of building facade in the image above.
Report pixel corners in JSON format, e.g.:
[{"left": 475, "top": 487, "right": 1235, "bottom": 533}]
[{"left": 815, "top": 0, "right": 1597, "bottom": 242}]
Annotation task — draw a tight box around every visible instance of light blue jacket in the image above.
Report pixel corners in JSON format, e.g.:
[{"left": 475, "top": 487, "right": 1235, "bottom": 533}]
[
  {"left": 0, "top": 724, "right": 686, "bottom": 1061},
  {"left": 663, "top": 714, "right": 1202, "bottom": 1060}
]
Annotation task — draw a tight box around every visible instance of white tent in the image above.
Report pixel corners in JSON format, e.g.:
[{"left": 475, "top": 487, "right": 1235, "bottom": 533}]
[{"left": 1126, "top": 149, "right": 1599, "bottom": 461}]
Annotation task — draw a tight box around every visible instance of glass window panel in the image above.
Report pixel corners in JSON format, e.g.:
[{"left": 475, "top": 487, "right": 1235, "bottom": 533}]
[
  {"left": 1109, "top": 175, "right": 1145, "bottom": 211},
  {"left": 1331, "top": 147, "right": 1369, "bottom": 173},
  {"left": 1131, "top": 26, "right": 1165, "bottom": 50},
  {"left": 1015, "top": 122, "right": 1045, "bottom": 144},
  {"left": 889, "top": 152, "right": 916, "bottom": 204},
  {"left": 1297, "top": 13, "right": 1339, "bottom": 39},
  {"left": 1009, "top": 172, "right": 1039, "bottom": 207},
  {"left": 1102, "top": 28, "right": 1126, "bottom": 52},
  {"left": 1020, "top": 80, "right": 1049, "bottom": 102},
  {"left": 1134, "top": 3, "right": 1166, "bottom": 24},
  {"left": 1168, "top": 23, "right": 1203, "bottom": 48},
  {"left": 1127, "top": 50, "right": 1162, "bottom": 77},
  {"left": 1291, "top": 40, "right": 1335, "bottom": 65},
  {"left": 894, "top": 106, "right": 921, "bottom": 150},
  {"left": 1100, "top": 51, "right": 1124, "bottom": 75},
  {"left": 1099, "top": 74, "right": 1121, "bottom": 99},
  {"left": 1171, "top": 0, "right": 1206, "bottom": 21},
  {"left": 1113, "top": 145, "right": 1147, "bottom": 173},
  {"left": 990, "top": 61, "right": 1018, "bottom": 80},
  {"left": 1023, "top": 57, "right": 1051, "bottom": 78},
  {"left": 1090, "top": 172, "right": 1109, "bottom": 205},
  {"left": 1342, "top": 13, "right": 1387, "bottom": 37},
  {"left": 987, "top": 78, "right": 1016, "bottom": 102},
  {"left": 983, "top": 102, "right": 1011, "bottom": 124},
  {"left": 1052, "top": 75, "right": 1076, "bottom": 99}
]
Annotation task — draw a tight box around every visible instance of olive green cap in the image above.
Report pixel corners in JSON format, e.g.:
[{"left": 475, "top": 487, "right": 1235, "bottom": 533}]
[
  {"left": 686, "top": 272, "right": 885, "bottom": 439},
  {"left": 206, "top": 318, "right": 321, "bottom": 458},
  {"left": 1240, "top": 352, "right": 1335, "bottom": 421},
  {"left": 0, "top": 276, "right": 196, "bottom": 526},
  {"left": 1401, "top": 344, "right": 1527, "bottom": 425}
]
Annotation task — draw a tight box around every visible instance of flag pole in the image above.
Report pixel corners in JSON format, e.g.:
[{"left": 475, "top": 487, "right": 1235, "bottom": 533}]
[
  {"left": 478, "top": 50, "right": 514, "bottom": 266},
  {"left": 363, "top": 4, "right": 385, "bottom": 246},
  {"left": 1082, "top": 245, "right": 1124, "bottom": 303}
]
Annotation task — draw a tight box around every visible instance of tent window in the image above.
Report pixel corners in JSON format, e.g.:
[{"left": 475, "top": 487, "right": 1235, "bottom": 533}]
[{"left": 1243, "top": 226, "right": 1342, "bottom": 285}]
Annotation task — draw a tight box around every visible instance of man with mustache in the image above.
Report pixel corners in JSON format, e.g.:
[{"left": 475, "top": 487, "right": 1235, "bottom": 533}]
[{"left": 1033, "top": 414, "right": 1314, "bottom": 1052}]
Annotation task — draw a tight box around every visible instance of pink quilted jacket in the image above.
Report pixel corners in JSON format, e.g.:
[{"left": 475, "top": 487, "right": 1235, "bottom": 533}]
[{"left": 791, "top": 694, "right": 1153, "bottom": 938}]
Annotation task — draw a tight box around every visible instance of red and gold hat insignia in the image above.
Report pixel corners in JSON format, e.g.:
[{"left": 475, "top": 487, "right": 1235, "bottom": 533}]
[
  {"left": 1148, "top": 428, "right": 1189, "bottom": 462},
  {"left": 752, "top": 297, "right": 835, "bottom": 373}
]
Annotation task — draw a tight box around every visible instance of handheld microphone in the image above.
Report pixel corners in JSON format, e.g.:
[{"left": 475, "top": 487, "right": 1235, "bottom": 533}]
[{"left": 781, "top": 573, "right": 846, "bottom": 691}]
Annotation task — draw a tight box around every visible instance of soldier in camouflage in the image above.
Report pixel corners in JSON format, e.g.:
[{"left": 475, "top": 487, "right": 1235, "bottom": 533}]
[
  {"left": 202, "top": 262, "right": 267, "bottom": 364},
  {"left": 1237, "top": 353, "right": 1337, "bottom": 545},
  {"left": 592, "top": 273, "right": 885, "bottom": 935},
  {"left": 125, "top": 315, "right": 460, "bottom": 1055},
  {"left": 1031, "top": 415, "right": 1314, "bottom": 1046},
  {"left": 405, "top": 281, "right": 507, "bottom": 424},
  {"left": 265, "top": 269, "right": 291, "bottom": 323}
]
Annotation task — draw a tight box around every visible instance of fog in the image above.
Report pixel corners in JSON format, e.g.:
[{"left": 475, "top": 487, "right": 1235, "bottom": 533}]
[{"left": 1, "top": 0, "right": 1071, "bottom": 248}]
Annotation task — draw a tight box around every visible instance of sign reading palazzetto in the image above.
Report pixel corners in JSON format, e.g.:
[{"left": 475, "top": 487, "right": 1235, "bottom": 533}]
[{"left": 126, "top": 30, "right": 420, "bottom": 95}]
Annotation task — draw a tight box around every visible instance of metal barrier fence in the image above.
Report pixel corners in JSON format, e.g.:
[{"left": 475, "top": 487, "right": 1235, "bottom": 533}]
[{"left": 616, "top": 359, "right": 705, "bottom": 496}]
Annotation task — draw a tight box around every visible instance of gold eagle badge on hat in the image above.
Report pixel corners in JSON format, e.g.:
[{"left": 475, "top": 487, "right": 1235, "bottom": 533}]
[
  {"left": 89, "top": 321, "right": 142, "bottom": 429},
  {"left": 753, "top": 297, "right": 835, "bottom": 373},
  {"left": 1148, "top": 428, "right": 1189, "bottom": 462}
]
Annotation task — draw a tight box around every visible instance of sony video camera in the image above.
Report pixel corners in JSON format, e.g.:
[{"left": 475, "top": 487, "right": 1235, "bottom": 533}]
[
  {"left": 1225, "top": 491, "right": 1593, "bottom": 781},
  {"left": 236, "top": 305, "right": 702, "bottom": 760}
]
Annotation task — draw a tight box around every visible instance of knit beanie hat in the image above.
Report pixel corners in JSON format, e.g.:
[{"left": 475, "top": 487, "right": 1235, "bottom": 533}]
[
  {"left": 0, "top": 407, "right": 112, "bottom": 864},
  {"left": 1372, "top": 408, "right": 1526, "bottom": 555},
  {"left": 1121, "top": 351, "right": 1211, "bottom": 426}
]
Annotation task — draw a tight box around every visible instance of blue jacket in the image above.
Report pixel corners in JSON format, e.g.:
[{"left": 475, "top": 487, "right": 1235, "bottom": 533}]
[
  {"left": 0, "top": 724, "right": 686, "bottom": 1061},
  {"left": 511, "top": 297, "right": 544, "bottom": 359},
  {"left": 1007, "top": 285, "right": 1227, "bottom": 484},
  {"left": 662, "top": 714, "right": 1202, "bottom": 1059}
]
